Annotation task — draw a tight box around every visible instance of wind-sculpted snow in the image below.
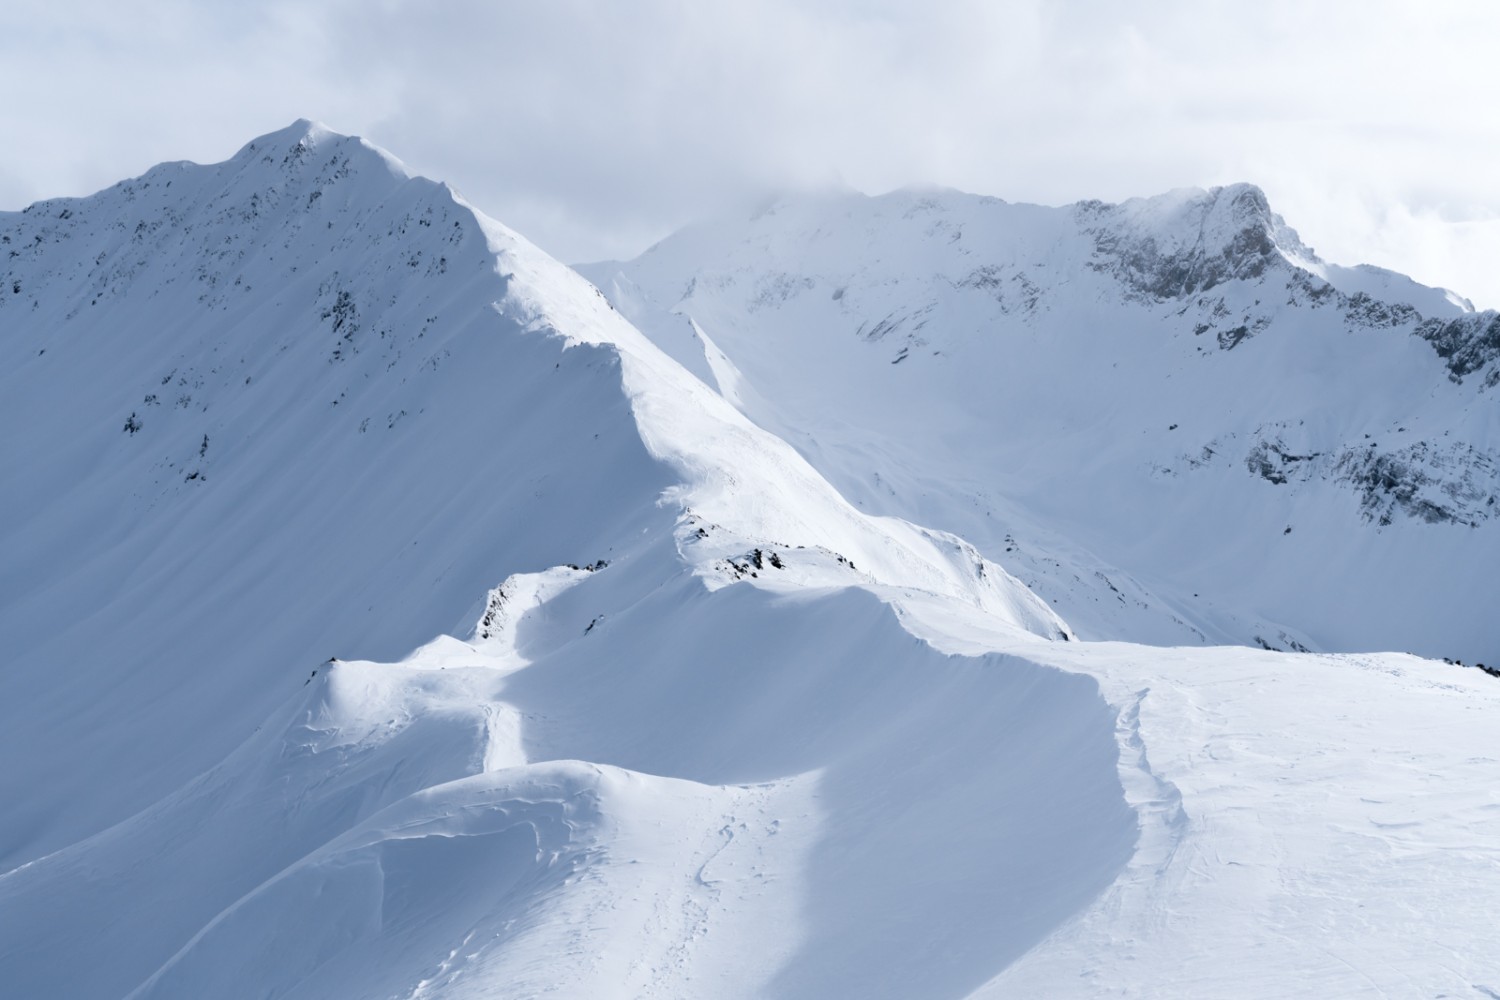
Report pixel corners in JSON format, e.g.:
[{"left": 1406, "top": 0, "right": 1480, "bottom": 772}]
[
  {"left": 2, "top": 124, "right": 1498, "bottom": 999},
  {"left": 583, "top": 184, "right": 1498, "bottom": 662},
  {"left": 3, "top": 554, "right": 1127, "bottom": 1000},
  {"left": 0, "top": 121, "right": 1060, "bottom": 867}
]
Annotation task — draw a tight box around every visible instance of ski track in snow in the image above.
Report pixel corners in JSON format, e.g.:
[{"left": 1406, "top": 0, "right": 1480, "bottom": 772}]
[{"left": 1, "top": 122, "right": 1497, "bottom": 999}]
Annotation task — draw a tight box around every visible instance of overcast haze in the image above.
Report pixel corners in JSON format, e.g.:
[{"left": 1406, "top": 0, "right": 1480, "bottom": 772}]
[{"left": 5, "top": 0, "right": 1498, "bottom": 306}]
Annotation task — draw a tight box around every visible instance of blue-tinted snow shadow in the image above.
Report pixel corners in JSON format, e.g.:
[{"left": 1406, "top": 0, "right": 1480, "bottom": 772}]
[{"left": 503, "top": 566, "right": 1137, "bottom": 998}]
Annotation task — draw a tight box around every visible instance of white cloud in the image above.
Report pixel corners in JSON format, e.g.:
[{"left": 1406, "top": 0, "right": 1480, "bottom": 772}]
[{"left": 3, "top": 0, "right": 1498, "bottom": 305}]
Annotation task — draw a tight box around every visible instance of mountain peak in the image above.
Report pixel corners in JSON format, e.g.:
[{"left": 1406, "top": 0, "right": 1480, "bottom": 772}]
[
  {"left": 224, "top": 119, "right": 413, "bottom": 188},
  {"left": 230, "top": 118, "right": 338, "bottom": 162},
  {"left": 1069, "top": 181, "right": 1320, "bottom": 301},
  {"left": 1089, "top": 182, "right": 1290, "bottom": 254}
]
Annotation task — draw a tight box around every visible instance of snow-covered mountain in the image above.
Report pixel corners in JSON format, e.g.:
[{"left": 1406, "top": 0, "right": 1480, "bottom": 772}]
[
  {"left": 581, "top": 185, "right": 1498, "bottom": 661},
  {"left": 1, "top": 124, "right": 1497, "bottom": 999}
]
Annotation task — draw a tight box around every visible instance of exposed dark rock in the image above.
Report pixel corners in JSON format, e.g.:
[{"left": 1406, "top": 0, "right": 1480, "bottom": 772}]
[
  {"left": 1246, "top": 440, "right": 1322, "bottom": 486},
  {"left": 1081, "top": 186, "right": 1281, "bottom": 305},
  {"left": 1414, "top": 311, "right": 1500, "bottom": 384},
  {"left": 1334, "top": 441, "right": 1497, "bottom": 527},
  {"left": 1342, "top": 291, "right": 1419, "bottom": 330}
]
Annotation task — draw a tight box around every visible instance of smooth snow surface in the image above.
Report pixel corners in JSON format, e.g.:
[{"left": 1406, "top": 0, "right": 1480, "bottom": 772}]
[{"left": 2, "top": 123, "right": 1497, "bottom": 999}]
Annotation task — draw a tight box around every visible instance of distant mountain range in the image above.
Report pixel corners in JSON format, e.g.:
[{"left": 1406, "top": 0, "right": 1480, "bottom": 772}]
[{"left": 582, "top": 181, "right": 1498, "bottom": 659}]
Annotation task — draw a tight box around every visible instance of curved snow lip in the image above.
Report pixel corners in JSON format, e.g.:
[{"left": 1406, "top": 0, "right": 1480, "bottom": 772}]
[
  {"left": 111, "top": 567, "right": 1137, "bottom": 1000},
  {"left": 494, "top": 565, "right": 1137, "bottom": 999},
  {"left": 122, "top": 761, "right": 613, "bottom": 1000}
]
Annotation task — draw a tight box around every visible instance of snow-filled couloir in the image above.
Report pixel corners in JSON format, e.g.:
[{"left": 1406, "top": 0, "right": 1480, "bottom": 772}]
[{"left": 1, "top": 123, "right": 1497, "bottom": 999}]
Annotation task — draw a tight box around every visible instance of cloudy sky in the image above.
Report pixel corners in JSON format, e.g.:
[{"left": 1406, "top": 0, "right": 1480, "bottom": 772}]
[{"left": 5, "top": 1, "right": 1498, "bottom": 305}]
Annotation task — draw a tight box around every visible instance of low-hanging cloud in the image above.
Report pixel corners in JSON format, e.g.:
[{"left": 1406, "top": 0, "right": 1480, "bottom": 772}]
[{"left": 4, "top": 0, "right": 1497, "bottom": 305}]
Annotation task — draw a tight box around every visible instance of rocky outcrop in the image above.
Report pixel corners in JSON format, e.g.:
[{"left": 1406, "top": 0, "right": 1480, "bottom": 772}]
[
  {"left": 1335, "top": 441, "right": 1498, "bottom": 527},
  {"left": 1078, "top": 185, "right": 1284, "bottom": 304},
  {"left": 1414, "top": 311, "right": 1500, "bottom": 386}
]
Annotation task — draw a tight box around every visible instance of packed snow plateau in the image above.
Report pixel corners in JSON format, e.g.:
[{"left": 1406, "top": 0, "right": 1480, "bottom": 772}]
[{"left": 1, "top": 123, "right": 1496, "bottom": 999}]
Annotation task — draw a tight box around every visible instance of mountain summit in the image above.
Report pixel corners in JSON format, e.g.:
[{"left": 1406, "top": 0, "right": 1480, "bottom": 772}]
[{"left": 2, "top": 124, "right": 1497, "bottom": 999}]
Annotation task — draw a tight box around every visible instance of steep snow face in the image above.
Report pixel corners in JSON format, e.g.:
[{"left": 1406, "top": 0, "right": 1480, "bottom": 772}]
[
  {"left": 0, "top": 121, "right": 1060, "bottom": 865},
  {"left": 4, "top": 126, "right": 1499, "bottom": 1000},
  {"left": 0, "top": 121, "right": 668, "bottom": 863},
  {"left": 581, "top": 185, "right": 1499, "bottom": 661}
]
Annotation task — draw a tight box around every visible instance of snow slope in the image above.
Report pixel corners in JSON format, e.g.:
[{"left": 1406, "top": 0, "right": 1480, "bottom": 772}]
[
  {"left": 2, "top": 124, "right": 1498, "bottom": 999},
  {"left": 0, "top": 122, "right": 1056, "bottom": 866},
  {"left": 581, "top": 185, "right": 1499, "bottom": 662}
]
